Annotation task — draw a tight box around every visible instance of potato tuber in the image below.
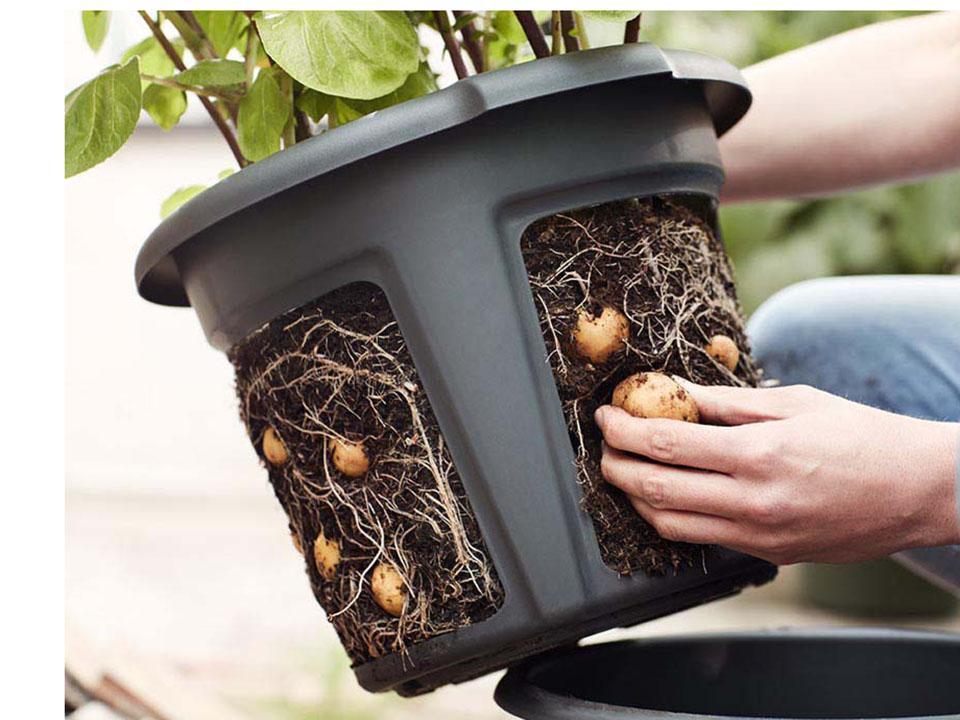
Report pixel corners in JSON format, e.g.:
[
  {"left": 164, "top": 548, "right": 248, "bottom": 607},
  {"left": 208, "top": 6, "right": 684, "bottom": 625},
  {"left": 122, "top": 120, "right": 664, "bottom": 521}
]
[
  {"left": 706, "top": 334, "right": 739, "bottom": 371},
  {"left": 313, "top": 530, "right": 341, "bottom": 581},
  {"left": 371, "top": 562, "right": 407, "bottom": 617},
  {"left": 263, "top": 426, "right": 290, "bottom": 466},
  {"left": 611, "top": 372, "right": 699, "bottom": 423},
  {"left": 573, "top": 306, "right": 629, "bottom": 364},
  {"left": 331, "top": 438, "right": 370, "bottom": 477}
]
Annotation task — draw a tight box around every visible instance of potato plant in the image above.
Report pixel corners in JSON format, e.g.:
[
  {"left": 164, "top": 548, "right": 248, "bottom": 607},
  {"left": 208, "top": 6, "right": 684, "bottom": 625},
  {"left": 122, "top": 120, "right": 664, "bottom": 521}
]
[
  {"left": 66, "top": 10, "right": 642, "bottom": 213},
  {"left": 68, "top": 11, "right": 765, "bottom": 658}
]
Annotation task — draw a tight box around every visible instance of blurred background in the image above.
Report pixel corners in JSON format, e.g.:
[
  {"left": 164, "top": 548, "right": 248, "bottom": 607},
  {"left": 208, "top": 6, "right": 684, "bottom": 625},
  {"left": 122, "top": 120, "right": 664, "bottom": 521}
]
[{"left": 65, "top": 11, "right": 959, "bottom": 720}]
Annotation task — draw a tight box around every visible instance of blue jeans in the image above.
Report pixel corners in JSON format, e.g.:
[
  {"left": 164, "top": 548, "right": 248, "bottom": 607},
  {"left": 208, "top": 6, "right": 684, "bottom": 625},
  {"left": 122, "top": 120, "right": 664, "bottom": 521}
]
[{"left": 747, "top": 275, "right": 960, "bottom": 591}]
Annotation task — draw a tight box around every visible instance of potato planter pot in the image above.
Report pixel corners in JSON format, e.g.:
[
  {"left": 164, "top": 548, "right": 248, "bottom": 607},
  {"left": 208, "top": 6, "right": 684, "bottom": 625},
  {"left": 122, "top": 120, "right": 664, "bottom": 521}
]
[{"left": 136, "top": 44, "right": 776, "bottom": 696}]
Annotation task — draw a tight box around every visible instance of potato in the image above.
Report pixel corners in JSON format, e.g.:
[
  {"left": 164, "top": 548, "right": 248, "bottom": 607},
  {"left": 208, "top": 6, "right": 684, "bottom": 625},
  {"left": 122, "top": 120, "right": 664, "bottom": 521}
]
[
  {"left": 706, "top": 334, "right": 739, "bottom": 371},
  {"left": 313, "top": 530, "right": 341, "bottom": 581},
  {"left": 611, "top": 372, "right": 699, "bottom": 423},
  {"left": 573, "top": 306, "right": 629, "bottom": 364},
  {"left": 291, "top": 530, "right": 303, "bottom": 555},
  {"left": 263, "top": 426, "right": 289, "bottom": 466},
  {"left": 371, "top": 562, "right": 407, "bottom": 617},
  {"left": 331, "top": 438, "right": 370, "bottom": 477}
]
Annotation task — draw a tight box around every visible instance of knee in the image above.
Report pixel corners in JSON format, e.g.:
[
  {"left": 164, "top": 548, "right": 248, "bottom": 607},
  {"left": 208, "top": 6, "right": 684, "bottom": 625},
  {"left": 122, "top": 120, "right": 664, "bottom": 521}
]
[{"left": 747, "top": 278, "right": 868, "bottom": 384}]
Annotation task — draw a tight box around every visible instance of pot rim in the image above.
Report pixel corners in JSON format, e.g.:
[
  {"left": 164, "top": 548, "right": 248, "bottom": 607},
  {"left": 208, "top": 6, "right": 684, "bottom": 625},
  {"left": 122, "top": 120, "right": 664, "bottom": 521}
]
[
  {"left": 494, "top": 626, "right": 960, "bottom": 720},
  {"left": 135, "top": 42, "right": 750, "bottom": 307}
]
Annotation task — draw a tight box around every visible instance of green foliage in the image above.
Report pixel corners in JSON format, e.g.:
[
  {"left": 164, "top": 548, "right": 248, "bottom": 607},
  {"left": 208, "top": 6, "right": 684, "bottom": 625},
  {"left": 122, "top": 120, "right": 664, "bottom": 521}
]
[
  {"left": 238, "top": 67, "right": 290, "bottom": 161},
  {"left": 65, "top": 58, "right": 141, "bottom": 177},
  {"left": 721, "top": 171, "right": 960, "bottom": 312},
  {"left": 334, "top": 62, "right": 438, "bottom": 124},
  {"left": 160, "top": 184, "right": 207, "bottom": 217},
  {"left": 193, "top": 10, "right": 248, "bottom": 57},
  {"left": 581, "top": 11, "right": 640, "bottom": 23},
  {"left": 121, "top": 35, "right": 180, "bottom": 85},
  {"left": 142, "top": 83, "right": 186, "bottom": 130},
  {"left": 295, "top": 89, "right": 335, "bottom": 123},
  {"left": 81, "top": 11, "right": 110, "bottom": 52},
  {"left": 174, "top": 59, "right": 246, "bottom": 88},
  {"left": 66, "top": 8, "right": 960, "bottom": 304},
  {"left": 256, "top": 11, "right": 420, "bottom": 100}
]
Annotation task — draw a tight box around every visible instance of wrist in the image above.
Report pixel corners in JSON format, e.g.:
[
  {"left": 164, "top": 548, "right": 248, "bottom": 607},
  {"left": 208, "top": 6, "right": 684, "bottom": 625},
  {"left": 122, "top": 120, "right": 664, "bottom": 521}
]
[{"left": 918, "top": 420, "right": 960, "bottom": 547}]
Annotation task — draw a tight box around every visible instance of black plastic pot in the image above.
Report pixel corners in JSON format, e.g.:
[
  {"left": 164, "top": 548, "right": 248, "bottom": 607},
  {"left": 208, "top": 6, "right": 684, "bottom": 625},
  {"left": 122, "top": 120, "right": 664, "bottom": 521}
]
[
  {"left": 495, "top": 628, "right": 960, "bottom": 719},
  {"left": 135, "top": 44, "right": 776, "bottom": 695}
]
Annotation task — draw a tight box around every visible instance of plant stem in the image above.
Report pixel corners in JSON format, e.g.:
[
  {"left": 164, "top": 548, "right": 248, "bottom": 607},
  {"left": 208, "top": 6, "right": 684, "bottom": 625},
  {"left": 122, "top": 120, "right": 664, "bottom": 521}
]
[
  {"left": 514, "top": 11, "right": 549, "bottom": 59},
  {"left": 433, "top": 11, "right": 469, "bottom": 79},
  {"left": 295, "top": 110, "right": 312, "bottom": 142},
  {"left": 140, "top": 73, "right": 243, "bottom": 102},
  {"left": 179, "top": 11, "right": 217, "bottom": 58},
  {"left": 280, "top": 71, "right": 296, "bottom": 148},
  {"left": 243, "top": 23, "right": 258, "bottom": 89},
  {"left": 138, "top": 10, "right": 248, "bottom": 168},
  {"left": 165, "top": 11, "right": 211, "bottom": 61},
  {"left": 559, "top": 11, "right": 579, "bottom": 52},
  {"left": 452, "top": 10, "right": 484, "bottom": 72},
  {"left": 481, "top": 12, "right": 492, "bottom": 70},
  {"left": 550, "top": 11, "right": 562, "bottom": 55},
  {"left": 573, "top": 12, "right": 590, "bottom": 49},
  {"left": 624, "top": 13, "right": 641, "bottom": 43}
]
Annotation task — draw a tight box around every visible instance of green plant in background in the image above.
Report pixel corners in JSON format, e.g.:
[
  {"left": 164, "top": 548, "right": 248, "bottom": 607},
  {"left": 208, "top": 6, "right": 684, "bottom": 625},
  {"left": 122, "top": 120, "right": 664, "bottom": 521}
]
[
  {"left": 638, "top": 11, "right": 959, "bottom": 310},
  {"left": 66, "top": 11, "right": 959, "bottom": 309}
]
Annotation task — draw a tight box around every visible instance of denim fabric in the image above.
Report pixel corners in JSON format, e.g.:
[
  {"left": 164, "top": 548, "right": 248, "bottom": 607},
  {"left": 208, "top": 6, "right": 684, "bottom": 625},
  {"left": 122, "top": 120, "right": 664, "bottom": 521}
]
[{"left": 747, "top": 275, "right": 960, "bottom": 591}]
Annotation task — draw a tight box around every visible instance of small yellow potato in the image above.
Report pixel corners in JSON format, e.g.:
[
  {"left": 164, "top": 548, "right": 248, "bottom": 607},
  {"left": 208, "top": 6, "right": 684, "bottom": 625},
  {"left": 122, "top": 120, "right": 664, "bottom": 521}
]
[
  {"left": 263, "top": 426, "right": 289, "bottom": 466},
  {"left": 611, "top": 372, "right": 699, "bottom": 423},
  {"left": 706, "top": 334, "right": 740, "bottom": 371},
  {"left": 371, "top": 562, "right": 407, "bottom": 617},
  {"left": 331, "top": 438, "right": 370, "bottom": 477},
  {"left": 291, "top": 531, "right": 303, "bottom": 555},
  {"left": 313, "top": 530, "right": 341, "bottom": 581},
  {"left": 573, "top": 306, "right": 629, "bottom": 364}
]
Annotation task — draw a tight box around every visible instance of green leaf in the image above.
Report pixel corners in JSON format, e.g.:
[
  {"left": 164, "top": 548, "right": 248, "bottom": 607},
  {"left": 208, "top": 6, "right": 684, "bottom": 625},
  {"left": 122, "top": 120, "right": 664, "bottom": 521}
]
[
  {"left": 335, "top": 62, "right": 437, "bottom": 123},
  {"left": 491, "top": 11, "right": 526, "bottom": 45},
  {"left": 295, "top": 89, "right": 335, "bottom": 122},
  {"left": 217, "top": 168, "right": 235, "bottom": 180},
  {"left": 256, "top": 11, "right": 420, "bottom": 100},
  {"left": 142, "top": 83, "right": 187, "bottom": 131},
  {"left": 193, "top": 11, "right": 248, "bottom": 58},
  {"left": 174, "top": 59, "right": 246, "bottom": 88},
  {"left": 451, "top": 12, "right": 479, "bottom": 32},
  {"left": 65, "top": 58, "right": 142, "bottom": 178},
  {"left": 81, "top": 11, "right": 110, "bottom": 52},
  {"left": 580, "top": 11, "right": 640, "bottom": 23},
  {"left": 122, "top": 35, "right": 181, "bottom": 87},
  {"left": 160, "top": 185, "right": 207, "bottom": 218},
  {"left": 237, "top": 68, "right": 290, "bottom": 162}
]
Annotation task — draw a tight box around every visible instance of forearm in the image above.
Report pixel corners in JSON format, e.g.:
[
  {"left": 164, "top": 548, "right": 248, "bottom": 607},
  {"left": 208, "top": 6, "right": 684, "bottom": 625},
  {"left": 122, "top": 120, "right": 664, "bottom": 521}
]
[{"left": 720, "top": 12, "right": 960, "bottom": 203}]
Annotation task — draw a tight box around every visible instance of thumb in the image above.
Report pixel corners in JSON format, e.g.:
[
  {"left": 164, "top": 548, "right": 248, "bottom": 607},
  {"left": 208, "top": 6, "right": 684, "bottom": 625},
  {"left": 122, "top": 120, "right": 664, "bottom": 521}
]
[{"left": 673, "top": 376, "right": 802, "bottom": 425}]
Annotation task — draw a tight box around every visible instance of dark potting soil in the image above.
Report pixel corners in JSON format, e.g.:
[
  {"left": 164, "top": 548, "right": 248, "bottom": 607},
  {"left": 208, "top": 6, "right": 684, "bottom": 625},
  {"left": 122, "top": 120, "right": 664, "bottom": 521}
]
[
  {"left": 520, "top": 196, "right": 761, "bottom": 575},
  {"left": 229, "top": 284, "right": 504, "bottom": 664},
  {"left": 228, "top": 194, "right": 759, "bottom": 664}
]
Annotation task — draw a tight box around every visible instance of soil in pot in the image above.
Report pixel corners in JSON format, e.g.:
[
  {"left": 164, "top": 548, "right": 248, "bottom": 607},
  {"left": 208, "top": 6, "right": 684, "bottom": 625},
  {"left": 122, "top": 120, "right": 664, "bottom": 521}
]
[
  {"left": 227, "top": 194, "right": 759, "bottom": 663},
  {"left": 520, "top": 195, "right": 761, "bottom": 575},
  {"left": 229, "top": 284, "right": 505, "bottom": 663}
]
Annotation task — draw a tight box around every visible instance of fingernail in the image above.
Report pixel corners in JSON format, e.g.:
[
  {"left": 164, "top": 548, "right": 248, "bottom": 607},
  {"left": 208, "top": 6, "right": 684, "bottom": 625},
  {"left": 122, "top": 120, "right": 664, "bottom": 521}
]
[
  {"left": 672, "top": 375, "right": 695, "bottom": 391},
  {"left": 594, "top": 406, "right": 607, "bottom": 428}
]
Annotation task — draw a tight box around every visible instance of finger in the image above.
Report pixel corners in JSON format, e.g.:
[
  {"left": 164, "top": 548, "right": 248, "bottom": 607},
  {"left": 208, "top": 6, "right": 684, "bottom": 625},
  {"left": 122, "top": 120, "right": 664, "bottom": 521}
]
[
  {"left": 595, "top": 405, "right": 743, "bottom": 473},
  {"left": 673, "top": 377, "right": 818, "bottom": 425},
  {"left": 627, "top": 495, "right": 747, "bottom": 547},
  {"left": 600, "top": 446, "right": 751, "bottom": 518}
]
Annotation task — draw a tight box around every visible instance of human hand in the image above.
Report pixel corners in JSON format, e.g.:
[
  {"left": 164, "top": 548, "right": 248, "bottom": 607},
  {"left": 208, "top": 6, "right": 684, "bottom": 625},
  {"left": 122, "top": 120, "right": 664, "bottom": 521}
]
[{"left": 594, "top": 381, "right": 960, "bottom": 565}]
